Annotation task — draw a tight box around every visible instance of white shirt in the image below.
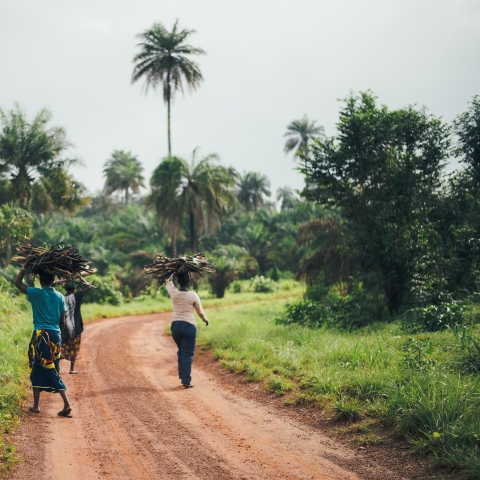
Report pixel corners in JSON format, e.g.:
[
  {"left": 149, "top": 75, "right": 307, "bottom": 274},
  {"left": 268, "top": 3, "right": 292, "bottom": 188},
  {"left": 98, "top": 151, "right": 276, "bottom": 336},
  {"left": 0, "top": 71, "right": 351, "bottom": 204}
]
[{"left": 166, "top": 279, "right": 207, "bottom": 326}]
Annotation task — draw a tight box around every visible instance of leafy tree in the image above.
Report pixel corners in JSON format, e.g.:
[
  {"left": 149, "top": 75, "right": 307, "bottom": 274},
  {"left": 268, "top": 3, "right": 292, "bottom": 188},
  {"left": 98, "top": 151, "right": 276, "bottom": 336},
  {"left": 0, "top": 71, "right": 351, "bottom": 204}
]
[
  {"left": 103, "top": 150, "right": 145, "bottom": 204},
  {"left": 236, "top": 172, "right": 271, "bottom": 212},
  {"left": 300, "top": 91, "right": 451, "bottom": 313},
  {"left": 132, "top": 20, "right": 205, "bottom": 155},
  {"left": 0, "top": 105, "right": 77, "bottom": 207},
  {"left": 148, "top": 149, "right": 235, "bottom": 253},
  {"left": 284, "top": 115, "right": 324, "bottom": 158},
  {"left": 0, "top": 204, "right": 32, "bottom": 265},
  {"left": 276, "top": 186, "right": 298, "bottom": 211}
]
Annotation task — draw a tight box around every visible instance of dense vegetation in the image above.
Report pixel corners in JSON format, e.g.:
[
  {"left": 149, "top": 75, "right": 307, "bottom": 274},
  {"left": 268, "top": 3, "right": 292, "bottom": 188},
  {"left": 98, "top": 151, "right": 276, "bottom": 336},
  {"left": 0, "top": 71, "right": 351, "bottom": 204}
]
[{"left": 2, "top": 89, "right": 480, "bottom": 477}]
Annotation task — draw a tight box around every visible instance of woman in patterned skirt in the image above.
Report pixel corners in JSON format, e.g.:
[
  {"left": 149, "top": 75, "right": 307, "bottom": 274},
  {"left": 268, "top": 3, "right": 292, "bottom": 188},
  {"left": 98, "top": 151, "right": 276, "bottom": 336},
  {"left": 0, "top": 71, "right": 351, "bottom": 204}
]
[{"left": 62, "top": 280, "right": 91, "bottom": 374}]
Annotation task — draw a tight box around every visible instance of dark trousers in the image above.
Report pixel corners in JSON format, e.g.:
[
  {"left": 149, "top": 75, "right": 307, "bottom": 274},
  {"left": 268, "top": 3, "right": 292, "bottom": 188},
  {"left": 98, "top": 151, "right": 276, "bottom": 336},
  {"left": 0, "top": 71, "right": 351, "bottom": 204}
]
[{"left": 171, "top": 321, "right": 197, "bottom": 385}]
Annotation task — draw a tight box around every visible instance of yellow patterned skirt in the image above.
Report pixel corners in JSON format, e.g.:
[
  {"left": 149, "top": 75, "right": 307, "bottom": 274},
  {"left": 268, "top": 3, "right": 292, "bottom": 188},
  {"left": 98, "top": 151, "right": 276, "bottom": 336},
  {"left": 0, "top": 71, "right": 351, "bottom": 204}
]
[{"left": 62, "top": 335, "right": 81, "bottom": 362}]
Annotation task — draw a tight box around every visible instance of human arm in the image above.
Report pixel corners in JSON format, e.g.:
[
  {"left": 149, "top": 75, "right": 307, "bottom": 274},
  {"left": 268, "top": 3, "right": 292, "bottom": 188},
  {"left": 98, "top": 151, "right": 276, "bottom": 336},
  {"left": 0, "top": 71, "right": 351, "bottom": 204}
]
[
  {"left": 59, "top": 312, "right": 66, "bottom": 334},
  {"left": 193, "top": 295, "right": 208, "bottom": 326},
  {"left": 14, "top": 256, "right": 34, "bottom": 295},
  {"left": 81, "top": 285, "right": 91, "bottom": 297}
]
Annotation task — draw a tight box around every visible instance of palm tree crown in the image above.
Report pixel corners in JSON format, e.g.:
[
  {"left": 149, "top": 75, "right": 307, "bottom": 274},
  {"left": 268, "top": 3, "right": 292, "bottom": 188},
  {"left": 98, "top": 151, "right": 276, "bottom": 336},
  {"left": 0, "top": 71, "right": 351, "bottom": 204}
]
[
  {"left": 0, "top": 105, "right": 75, "bottom": 206},
  {"left": 132, "top": 20, "right": 205, "bottom": 156},
  {"left": 103, "top": 150, "right": 145, "bottom": 204},
  {"left": 148, "top": 149, "right": 235, "bottom": 253},
  {"left": 284, "top": 115, "right": 325, "bottom": 158},
  {"left": 236, "top": 172, "right": 271, "bottom": 212},
  {"left": 276, "top": 186, "right": 299, "bottom": 211}
]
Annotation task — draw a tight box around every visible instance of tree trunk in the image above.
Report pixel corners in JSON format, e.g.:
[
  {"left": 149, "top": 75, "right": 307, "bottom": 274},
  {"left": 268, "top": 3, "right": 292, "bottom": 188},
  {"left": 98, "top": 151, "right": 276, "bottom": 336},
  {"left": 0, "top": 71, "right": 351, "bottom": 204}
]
[
  {"left": 167, "top": 95, "right": 171, "bottom": 156},
  {"left": 172, "top": 233, "right": 177, "bottom": 256},
  {"left": 189, "top": 204, "right": 196, "bottom": 253},
  {"left": 125, "top": 188, "right": 130, "bottom": 205}
]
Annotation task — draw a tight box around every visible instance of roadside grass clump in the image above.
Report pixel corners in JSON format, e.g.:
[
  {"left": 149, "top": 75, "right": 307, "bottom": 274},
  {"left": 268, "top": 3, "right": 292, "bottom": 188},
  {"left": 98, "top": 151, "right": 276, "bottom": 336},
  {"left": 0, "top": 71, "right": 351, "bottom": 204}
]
[
  {"left": 199, "top": 301, "right": 480, "bottom": 478},
  {"left": 332, "top": 397, "right": 362, "bottom": 421},
  {"left": 0, "top": 283, "right": 31, "bottom": 475}
]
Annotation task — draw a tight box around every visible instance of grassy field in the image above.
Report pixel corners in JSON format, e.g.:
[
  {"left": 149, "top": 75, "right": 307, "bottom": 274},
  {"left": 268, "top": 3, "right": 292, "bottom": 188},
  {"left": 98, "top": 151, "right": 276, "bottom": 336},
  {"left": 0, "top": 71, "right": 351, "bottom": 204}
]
[
  {"left": 199, "top": 301, "right": 480, "bottom": 479},
  {"left": 82, "top": 279, "right": 303, "bottom": 321}
]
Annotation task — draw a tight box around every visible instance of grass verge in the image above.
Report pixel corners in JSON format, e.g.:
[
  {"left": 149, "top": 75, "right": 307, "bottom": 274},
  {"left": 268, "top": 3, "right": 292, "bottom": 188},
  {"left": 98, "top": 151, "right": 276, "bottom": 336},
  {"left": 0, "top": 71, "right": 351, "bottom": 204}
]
[
  {"left": 0, "top": 290, "right": 31, "bottom": 476},
  {"left": 198, "top": 301, "right": 480, "bottom": 479},
  {"left": 82, "top": 279, "right": 303, "bottom": 321}
]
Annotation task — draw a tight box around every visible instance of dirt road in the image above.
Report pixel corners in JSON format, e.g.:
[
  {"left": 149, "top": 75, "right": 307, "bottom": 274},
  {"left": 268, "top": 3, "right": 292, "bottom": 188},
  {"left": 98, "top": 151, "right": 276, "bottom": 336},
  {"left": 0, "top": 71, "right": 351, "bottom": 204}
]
[{"left": 10, "top": 312, "right": 416, "bottom": 480}]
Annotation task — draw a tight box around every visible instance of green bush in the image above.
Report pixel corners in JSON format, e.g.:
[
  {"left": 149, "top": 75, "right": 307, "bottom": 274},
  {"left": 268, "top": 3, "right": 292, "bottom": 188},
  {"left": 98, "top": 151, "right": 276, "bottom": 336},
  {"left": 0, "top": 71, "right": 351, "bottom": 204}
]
[
  {"left": 405, "top": 302, "right": 465, "bottom": 332},
  {"left": 250, "top": 275, "right": 277, "bottom": 293},
  {"left": 83, "top": 274, "right": 124, "bottom": 305}
]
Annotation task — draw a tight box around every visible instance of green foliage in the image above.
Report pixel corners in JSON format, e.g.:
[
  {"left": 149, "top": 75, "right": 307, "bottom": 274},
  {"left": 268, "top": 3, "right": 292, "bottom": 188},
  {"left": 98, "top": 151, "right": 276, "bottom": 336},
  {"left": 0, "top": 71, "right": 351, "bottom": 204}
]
[
  {"left": 84, "top": 275, "right": 124, "bottom": 305},
  {"left": 284, "top": 115, "right": 324, "bottom": 158},
  {"left": 300, "top": 91, "right": 451, "bottom": 314},
  {"left": 236, "top": 171, "right": 271, "bottom": 212},
  {"left": 0, "top": 105, "right": 83, "bottom": 211},
  {"left": 103, "top": 150, "right": 144, "bottom": 204},
  {"left": 208, "top": 254, "right": 238, "bottom": 298},
  {"left": 401, "top": 336, "right": 436, "bottom": 370},
  {"left": 0, "top": 204, "right": 32, "bottom": 265},
  {"left": 279, "top": 277, "right": 385, "bottom": 330},
  {"left": 147, "top": 150, "right": 236, "bottom": 252},
  {"left": 250, "top": 275, "right": 277, "bottom": 293}
]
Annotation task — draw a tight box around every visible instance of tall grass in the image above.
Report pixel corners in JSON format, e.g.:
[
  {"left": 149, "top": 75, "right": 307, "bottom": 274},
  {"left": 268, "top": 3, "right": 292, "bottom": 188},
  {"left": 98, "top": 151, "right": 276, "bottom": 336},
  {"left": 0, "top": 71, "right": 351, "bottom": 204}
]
[
  {"left": 199, "top": 302, "right": 480, "bottom": 478},
  {"left": 0, "top": 288, "right": 31, "bottom": 475}
]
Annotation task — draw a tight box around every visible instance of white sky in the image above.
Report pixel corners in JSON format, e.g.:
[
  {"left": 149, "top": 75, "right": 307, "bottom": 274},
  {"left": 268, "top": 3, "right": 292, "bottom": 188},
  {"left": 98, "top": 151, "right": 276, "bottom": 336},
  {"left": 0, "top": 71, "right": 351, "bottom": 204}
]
[{"left": 1, "top": 0, "right": 480, "bottom": 197}]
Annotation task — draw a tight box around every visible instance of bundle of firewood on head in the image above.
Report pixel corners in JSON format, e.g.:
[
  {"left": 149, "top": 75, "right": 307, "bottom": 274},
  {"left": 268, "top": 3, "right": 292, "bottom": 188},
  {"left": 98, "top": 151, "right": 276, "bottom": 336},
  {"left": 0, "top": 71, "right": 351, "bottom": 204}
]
[
  {"left": 144, "top": 253, "right": 215, "bottom": 287},
  {"left": 12, "top": 239, "right": 96, "bottom": 286}
]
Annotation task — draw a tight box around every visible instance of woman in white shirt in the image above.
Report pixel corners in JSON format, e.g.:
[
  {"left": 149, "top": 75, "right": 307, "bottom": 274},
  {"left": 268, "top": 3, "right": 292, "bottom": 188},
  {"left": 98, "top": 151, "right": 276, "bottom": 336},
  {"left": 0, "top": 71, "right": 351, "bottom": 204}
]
[{"left": 166, "top": 272, "right": 208, "bottom": 388}]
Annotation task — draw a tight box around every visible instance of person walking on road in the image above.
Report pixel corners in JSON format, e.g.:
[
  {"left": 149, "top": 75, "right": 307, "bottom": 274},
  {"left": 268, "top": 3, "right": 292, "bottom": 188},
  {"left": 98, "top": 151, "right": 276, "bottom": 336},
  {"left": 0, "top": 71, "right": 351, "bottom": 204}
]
[
  {"left": 14, "top": 256, "right": 73, "bottom": 417},
  {"left": 166, "top": 272, "right": 208, "bottom": 388},
  {"left": 62, "top": 280, "right": 91, "bottom": 374}
]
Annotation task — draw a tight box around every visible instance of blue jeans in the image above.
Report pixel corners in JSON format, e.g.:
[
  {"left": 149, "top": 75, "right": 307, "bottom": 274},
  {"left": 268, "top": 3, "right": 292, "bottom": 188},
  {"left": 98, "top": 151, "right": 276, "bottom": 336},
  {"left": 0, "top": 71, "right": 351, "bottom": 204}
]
[{"left": 171, "top": 321, "right": 197, "bottom": 385}]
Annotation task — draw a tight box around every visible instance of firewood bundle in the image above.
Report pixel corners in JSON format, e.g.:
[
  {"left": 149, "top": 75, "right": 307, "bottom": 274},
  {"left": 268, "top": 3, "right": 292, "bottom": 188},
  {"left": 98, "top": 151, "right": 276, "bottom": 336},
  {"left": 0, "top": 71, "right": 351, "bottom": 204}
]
[
  {"left": 12, "top": 240, "right": 96, "bottom": 285},
  {"left": 144, "top": 253, "right": 215, "bottom": 287}
]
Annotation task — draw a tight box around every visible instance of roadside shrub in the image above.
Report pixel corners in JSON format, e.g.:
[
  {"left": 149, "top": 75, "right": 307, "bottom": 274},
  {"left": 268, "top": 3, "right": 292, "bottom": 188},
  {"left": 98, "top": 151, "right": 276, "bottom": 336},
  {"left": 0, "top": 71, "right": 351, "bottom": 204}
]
[
  {"left": 83, "top": 274, "right": 123, "bottom": 305},
  {"left": 267, "top": 266, "right": 280, "bottom": 282},
  {"left": 459, "top": 338, "right": 480, "bottom": 373},
  {"left": 232, "top": 281, "right": 242, "bottom": 294},
  {"left": 401, "top": 336, "right": 436, "bottom": 371},
  {"left": 250, "top": 275, "right": 277, "bottom": 293},
  {"left": 405, "top": 302, "right": 465, "bottom": 332}
]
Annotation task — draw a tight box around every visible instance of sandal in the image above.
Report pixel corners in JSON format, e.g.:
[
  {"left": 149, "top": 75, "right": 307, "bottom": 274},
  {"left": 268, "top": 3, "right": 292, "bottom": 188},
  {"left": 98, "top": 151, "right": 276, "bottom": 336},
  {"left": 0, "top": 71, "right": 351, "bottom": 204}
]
[{"left": 58, "top": 408, "right": 72, "bottom": 418}]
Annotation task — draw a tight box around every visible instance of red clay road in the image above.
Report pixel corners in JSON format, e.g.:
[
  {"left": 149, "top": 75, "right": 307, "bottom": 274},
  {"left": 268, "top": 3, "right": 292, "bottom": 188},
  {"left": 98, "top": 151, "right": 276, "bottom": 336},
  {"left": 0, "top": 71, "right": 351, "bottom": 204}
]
[{"left": 10, "top": 312, "right": 412, "bottom": 480}]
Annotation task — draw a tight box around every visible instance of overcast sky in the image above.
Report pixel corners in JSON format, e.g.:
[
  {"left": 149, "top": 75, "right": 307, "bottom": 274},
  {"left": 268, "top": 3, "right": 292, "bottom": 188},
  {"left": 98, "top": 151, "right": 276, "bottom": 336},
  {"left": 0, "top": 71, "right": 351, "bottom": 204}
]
[{"left": 1, "top": 0, "right": 479, "bottom": 197}]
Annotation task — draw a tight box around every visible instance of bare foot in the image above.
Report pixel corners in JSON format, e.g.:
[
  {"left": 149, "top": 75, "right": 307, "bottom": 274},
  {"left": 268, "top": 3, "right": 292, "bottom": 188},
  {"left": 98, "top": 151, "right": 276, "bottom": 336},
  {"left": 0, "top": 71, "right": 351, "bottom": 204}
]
[{"left": 29, "top": 406, "right": 40, "bottom": 414}]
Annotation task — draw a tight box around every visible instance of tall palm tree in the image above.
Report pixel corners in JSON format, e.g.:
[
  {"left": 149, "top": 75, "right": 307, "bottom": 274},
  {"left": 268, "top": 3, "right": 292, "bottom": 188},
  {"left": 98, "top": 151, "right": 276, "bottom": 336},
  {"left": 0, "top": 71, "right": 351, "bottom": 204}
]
[
  {"left": 236, "top": 172, "right": 271, "bottom": 212},
  {"left": 103, "top": 150, "right": 145, "bottom": 204},
  {"left": 0, "top": 105, "right": 76, "bottom": 206},
  {"left": 284, "top": 115, "right": 325, "bottom": 159},
  {"left": 276, "top": 186, "right": 299, "bottom": 211},
  {"left": 147, "top": 149, "right": 235, "bottom": 253},
  {"left": 132, "top": 20, "right": 205, "bottom": 156}
]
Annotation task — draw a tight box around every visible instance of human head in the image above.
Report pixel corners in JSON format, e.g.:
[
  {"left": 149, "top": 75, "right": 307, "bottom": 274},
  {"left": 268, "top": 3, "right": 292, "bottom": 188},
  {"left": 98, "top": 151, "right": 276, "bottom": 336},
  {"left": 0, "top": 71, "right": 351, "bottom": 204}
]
[
  {"left": 38, "top": 270, "right": 55, "bottom": 287},
  {"left": 65, "top": 280, "right": 76, "bottom": 293},
  {"left": 176, "top": 272, "right": 190, "bottom": 287}
]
